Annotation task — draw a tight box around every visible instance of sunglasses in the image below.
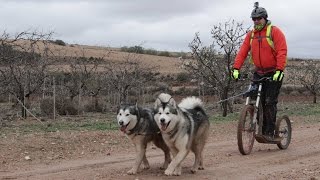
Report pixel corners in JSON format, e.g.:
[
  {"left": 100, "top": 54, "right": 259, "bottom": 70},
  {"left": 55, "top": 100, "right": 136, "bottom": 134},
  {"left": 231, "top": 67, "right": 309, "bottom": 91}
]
[{"left": 252, "top": 17, "right": 263, "bottom": 21}]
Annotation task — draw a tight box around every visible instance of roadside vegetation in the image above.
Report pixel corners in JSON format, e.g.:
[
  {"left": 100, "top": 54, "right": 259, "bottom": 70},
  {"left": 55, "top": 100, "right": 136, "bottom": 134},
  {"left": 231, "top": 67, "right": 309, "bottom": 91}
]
[{"left": 1, "top": 101, "right": 319, "bottom": 136}]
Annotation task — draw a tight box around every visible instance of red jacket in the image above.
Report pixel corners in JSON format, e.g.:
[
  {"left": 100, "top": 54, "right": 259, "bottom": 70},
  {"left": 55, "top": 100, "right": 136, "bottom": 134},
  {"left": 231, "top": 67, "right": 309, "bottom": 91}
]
[{"left": 233, "top": 22, "right": 287, "bottom": 74}]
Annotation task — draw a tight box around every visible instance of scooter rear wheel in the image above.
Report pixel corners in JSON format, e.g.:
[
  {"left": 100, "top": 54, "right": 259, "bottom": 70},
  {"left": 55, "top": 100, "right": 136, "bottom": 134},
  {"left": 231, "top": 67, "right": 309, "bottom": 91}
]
[{"left": 275, "top": 115, "right": 292, "bottom": 149}]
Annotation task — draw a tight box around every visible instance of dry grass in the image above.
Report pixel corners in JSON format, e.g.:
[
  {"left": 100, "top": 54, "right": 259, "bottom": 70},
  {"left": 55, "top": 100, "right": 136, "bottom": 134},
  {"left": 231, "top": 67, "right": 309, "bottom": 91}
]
[
  {"left": 63, "top": 45, "right": 186, "bottom": 74},
  {"left": 13, "top": 40, "right": 186, "bottom": 74}
]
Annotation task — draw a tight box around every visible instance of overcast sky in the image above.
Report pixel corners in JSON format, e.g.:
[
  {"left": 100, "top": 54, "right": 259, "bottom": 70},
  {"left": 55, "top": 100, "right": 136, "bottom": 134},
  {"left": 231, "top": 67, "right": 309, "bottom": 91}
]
[{"left": 1, "top": 0, "right": 319, "bottom": 59}]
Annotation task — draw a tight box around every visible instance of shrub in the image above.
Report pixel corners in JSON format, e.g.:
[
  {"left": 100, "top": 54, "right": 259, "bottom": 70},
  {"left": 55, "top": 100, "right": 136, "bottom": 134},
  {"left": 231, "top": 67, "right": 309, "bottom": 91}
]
[
  {"left": 83, "top": 101, "right": 104, "bottom": 112},
  {"left": 120, "top": 46, "right": 144, "bottom": 54},
  {"left": 120, "top": 46, "right": 129, "bottom": 52},
  {"left": 157, "top": 51, "right": 170, "bottom": 57},
  {"left": 173, "top": 86, "right": 198, "bottom": 96},
  {"left": 176, "top": 72, "right": 189, "bottom": 83},
  {"left": 54, "top": 39, "right": 66, "bottom": 46},
  {"left": 40, "top": 97, "right": 78, "bottom": 116},
  {"left": 144, "top": 48, "right": 158, "bottom": 55},
  {"left": 40, "top": 98, "right": 54, "bottom": 116},
  {"left": 174, "top": 87, "right": 187, "bottom": 95}
]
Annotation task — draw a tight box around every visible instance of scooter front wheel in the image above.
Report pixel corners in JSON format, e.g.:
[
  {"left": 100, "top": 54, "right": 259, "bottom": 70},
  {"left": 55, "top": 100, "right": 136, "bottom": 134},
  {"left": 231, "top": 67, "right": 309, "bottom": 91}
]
[{"left": 237, "top": 105, "right": 255, "bottom": 155}]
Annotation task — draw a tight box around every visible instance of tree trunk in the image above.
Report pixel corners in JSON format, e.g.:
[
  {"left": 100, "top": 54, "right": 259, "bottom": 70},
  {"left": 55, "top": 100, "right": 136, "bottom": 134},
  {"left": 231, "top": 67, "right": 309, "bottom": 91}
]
[
  {"left": 313, "top": 92, "right": 317, "bottom": 104},
  {"left": 228, "top": 101, "right": 233, "bottom": 113},
  {"left": 95, "top": 95, "right": 99, "bottom": 111},
  {"left": 221, "top": 88, "right": 229, "bottom": 117},
  {"left": 120, "top": 86, "right": 129, "bottom": 104}
]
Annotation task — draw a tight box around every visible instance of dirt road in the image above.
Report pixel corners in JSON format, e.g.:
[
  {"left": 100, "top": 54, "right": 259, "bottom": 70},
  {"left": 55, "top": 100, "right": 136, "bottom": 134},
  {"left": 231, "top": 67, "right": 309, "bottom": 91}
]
[{"left": 1, "top": 117, "right": 320, "bottom": 180}]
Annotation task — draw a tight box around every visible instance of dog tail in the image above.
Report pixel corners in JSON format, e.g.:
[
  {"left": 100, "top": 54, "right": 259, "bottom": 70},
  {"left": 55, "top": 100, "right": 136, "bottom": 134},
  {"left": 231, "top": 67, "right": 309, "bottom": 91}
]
[
  {"left": 178, "top": 96, "right": 204, "bottom": 110},
  {"left": 179, "top": 97, "right": 208, "bottom": 120}
]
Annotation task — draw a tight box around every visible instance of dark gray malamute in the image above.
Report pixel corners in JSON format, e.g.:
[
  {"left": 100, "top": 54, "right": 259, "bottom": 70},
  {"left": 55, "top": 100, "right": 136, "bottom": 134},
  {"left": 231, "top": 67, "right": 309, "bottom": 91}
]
[
  {"left": 116, "top": 104, "right": 171, "bottom": 175},
  {"left": 154, "top": 93, "right": 210, "bottom": 176}
]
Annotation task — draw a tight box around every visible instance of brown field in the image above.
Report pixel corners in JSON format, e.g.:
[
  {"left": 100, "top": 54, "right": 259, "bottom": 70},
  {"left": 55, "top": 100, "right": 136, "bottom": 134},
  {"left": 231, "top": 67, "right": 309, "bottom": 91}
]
[
  {"left": 64, "top": 45, "right": 185, "bottom": 74},
  {"left": 14, "top": 40, "right": 186, "bottom": 74}
]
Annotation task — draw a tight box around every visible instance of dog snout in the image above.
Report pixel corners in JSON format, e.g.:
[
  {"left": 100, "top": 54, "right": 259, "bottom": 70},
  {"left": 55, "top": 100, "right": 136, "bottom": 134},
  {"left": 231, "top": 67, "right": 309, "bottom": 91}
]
[
  {"left": 160, "top": 118, "right": 165, "bottom": 123},
  {"left": 119, "top": 120, "right": 124, "bottom": 126}
]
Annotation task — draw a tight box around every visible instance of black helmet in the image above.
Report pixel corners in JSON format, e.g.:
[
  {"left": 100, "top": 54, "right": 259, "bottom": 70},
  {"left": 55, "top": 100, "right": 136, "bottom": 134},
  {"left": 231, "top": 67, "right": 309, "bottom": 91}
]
[{"left": 251, "top": 2, "right": 268, "bottom": 18}]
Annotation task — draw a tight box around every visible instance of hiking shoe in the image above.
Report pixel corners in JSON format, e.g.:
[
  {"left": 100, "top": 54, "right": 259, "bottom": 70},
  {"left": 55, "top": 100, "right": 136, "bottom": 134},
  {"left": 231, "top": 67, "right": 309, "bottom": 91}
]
[{"left": 263, "top": 130, "right": 276, "bottom": 141}]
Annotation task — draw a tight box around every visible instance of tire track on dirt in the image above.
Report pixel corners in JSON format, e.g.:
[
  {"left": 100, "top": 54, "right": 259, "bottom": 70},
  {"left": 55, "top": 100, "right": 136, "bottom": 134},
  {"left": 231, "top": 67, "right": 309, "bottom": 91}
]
[
  {"left": 0, "top": 139, "right": 234, "bottom": 179},
  {"left": 0, "top": 154, "right": 150, "bottom": 179},
  {"left": 1, "top": 123, "right": 319, "bottom": 179}
]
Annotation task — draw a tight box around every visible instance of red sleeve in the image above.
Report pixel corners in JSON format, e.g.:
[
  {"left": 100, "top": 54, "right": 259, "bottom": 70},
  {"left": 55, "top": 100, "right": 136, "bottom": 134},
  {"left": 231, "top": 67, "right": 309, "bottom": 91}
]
[
  {"left": 272, "top": 26, "right": 288, "bottom": 70},
  {"left": 233, "top": 31, "right": 251, "bottom": 70}
]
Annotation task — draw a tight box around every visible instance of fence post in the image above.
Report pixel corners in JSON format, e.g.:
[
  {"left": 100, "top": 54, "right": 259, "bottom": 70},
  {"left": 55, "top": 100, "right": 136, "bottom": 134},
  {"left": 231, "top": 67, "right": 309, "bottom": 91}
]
[{"left": 53, "top": 77, "right": 56, "bottom": 121}]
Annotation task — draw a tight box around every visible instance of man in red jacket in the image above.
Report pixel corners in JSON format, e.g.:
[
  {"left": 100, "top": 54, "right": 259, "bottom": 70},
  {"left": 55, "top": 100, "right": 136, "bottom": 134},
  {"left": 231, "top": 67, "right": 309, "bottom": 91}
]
[{"left": 232, "top": 2, "right": 288, "bottom": 140}]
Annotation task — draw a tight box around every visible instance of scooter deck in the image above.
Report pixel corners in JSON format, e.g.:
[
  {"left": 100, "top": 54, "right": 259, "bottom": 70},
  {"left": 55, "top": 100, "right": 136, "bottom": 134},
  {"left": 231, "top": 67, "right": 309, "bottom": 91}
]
[{"left": 255, "top": 134, "right": 283, "bottom": 144}]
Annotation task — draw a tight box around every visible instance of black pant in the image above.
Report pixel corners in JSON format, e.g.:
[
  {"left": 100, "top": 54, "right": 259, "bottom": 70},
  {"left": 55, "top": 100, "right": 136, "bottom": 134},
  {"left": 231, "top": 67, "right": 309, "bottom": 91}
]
[{"left": 253, "top": 72, "right": 283, "bottom": 135}]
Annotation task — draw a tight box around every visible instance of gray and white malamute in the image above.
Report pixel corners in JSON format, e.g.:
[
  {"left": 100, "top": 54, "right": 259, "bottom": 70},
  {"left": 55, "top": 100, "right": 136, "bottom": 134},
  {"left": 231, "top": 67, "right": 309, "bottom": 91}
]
[
  {"left": 154, "top": 93, "right": 210, "bottom": 176},
  {"left": 116, "top": 104, "right": 171, "bottom": 175}
]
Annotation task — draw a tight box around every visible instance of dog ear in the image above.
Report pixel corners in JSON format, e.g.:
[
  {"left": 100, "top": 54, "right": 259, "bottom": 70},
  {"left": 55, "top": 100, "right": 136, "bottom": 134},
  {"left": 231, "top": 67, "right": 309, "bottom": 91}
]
[
  {"left": 155, "top": 93, "right": 177, "bottom": 109},
  {"left": 134, "top": 101, "right": 141, "bottom": 118},
  {"left": 168, "top": 97, "right": 177, "bottom": 107},
  {"left": 154, "top": 98, "right": 161, "bottom": 109}
]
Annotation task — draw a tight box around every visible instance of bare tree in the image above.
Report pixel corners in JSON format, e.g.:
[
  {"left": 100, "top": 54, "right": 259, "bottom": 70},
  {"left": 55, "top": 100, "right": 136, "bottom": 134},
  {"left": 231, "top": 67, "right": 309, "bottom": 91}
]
[
  {"left": 63, "top": 56, "right": 103, "bottom": 101},
  {"left": 290, "top": 60, "right": 320, "bottom": 103},
  {"left": 85, "top": 72, "right": 106, "bottom": 111},
  {"left": 0, "top": 30, "right": 54, "bottom": 118},
  {"left": 183, "top": 20, "right": 250, "bottom": 116},
  {"left": 103, "top": 53, "right": 158, "bottom": 105}
]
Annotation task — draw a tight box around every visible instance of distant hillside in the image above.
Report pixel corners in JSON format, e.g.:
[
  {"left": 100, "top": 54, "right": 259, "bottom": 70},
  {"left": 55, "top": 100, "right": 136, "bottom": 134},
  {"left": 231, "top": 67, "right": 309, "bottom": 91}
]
[
  {"left": 14, "top": 40, "right": 187, "bottom": 74},
  {"left": 12, "top": 39, "right": 317, "bottom": 75}
]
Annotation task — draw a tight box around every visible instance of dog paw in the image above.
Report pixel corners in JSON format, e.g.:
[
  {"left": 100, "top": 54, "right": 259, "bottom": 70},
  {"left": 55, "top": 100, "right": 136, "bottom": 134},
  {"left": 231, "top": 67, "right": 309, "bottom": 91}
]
[
  {"left": 160, "top": 162, "right": 169, "bottom": 170},
  {"left": 190, "top": 168, "right": 197, "bottom": 174},
  {"left": 164, "top": 169, "right": 174, "bottom": 176},
  {"left": 173, "top": 168, "right": 181, "bottom": 176},
  {"left": 165, "top": 166, "right": 181, "bottom": 176},
  {"left": 127, "top": 169, "right": 137, "bottom": 175},
  {"left": 141, "top": 164, "right": 150, "bottom": 170},
  {"left": 173, "top": 172, "right": 181, "bottom": 176}
]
